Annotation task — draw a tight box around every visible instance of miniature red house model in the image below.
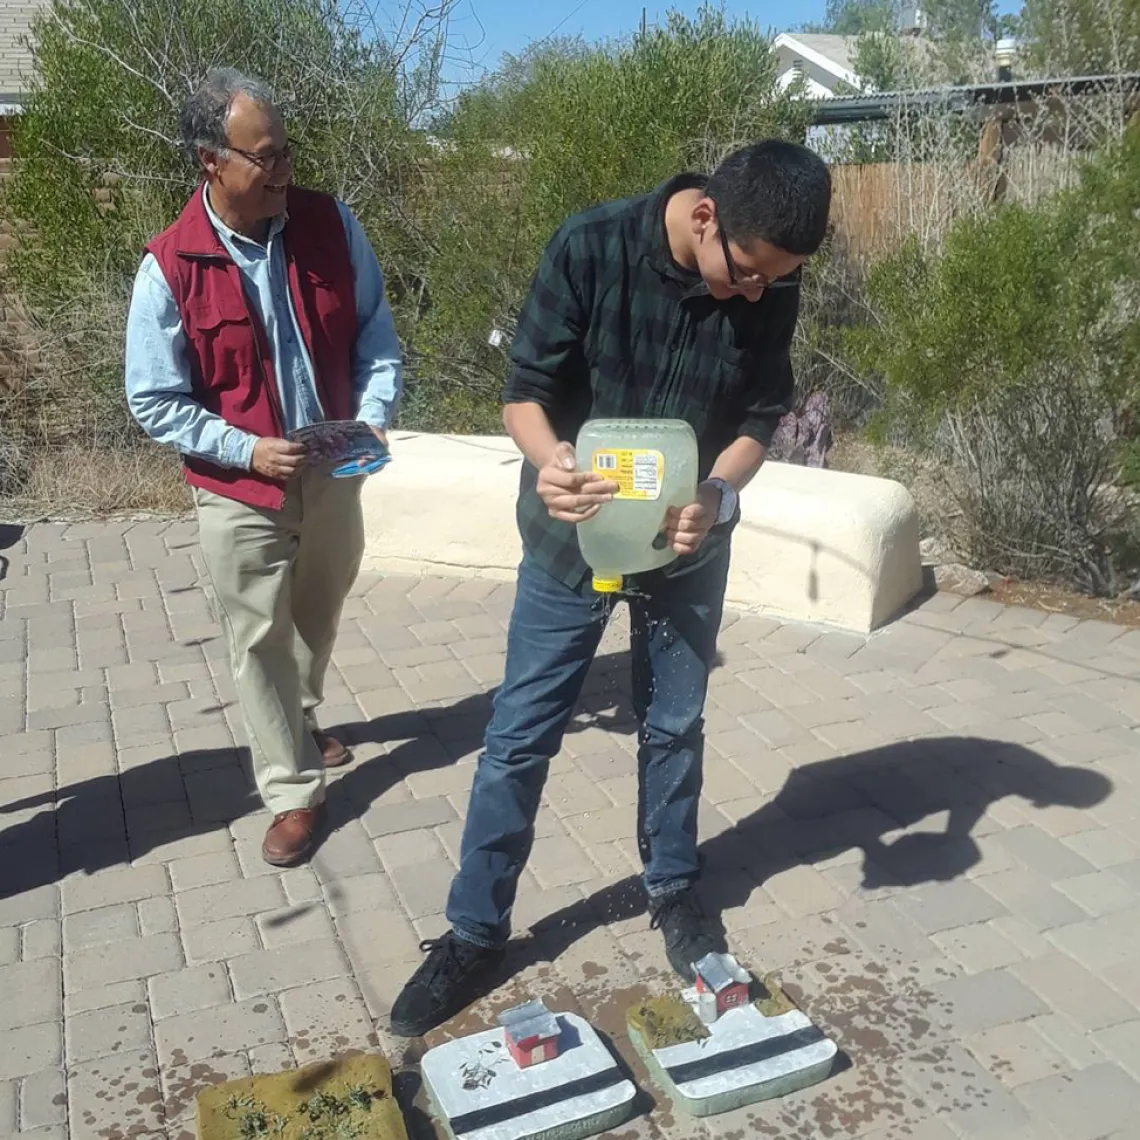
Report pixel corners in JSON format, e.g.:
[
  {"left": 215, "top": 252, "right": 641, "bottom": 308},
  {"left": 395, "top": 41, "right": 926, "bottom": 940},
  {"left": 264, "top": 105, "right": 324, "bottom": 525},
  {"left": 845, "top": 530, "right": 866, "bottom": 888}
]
[
  {"left": 498, "top": 999, "right": 562, "bottom": 1069},
  {"left": 693, "top": 952, "right": 751, "bottom": 1017}
]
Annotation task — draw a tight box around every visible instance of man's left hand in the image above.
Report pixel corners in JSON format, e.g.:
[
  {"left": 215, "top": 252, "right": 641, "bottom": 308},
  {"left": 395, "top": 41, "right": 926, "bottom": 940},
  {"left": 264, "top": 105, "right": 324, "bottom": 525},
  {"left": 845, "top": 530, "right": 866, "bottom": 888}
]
[
  {"left": 341, "top": 425, "right": 390, "bottom": 474},
  {"left": 664, "top": 482, "right": 722, "bottom": 556}
]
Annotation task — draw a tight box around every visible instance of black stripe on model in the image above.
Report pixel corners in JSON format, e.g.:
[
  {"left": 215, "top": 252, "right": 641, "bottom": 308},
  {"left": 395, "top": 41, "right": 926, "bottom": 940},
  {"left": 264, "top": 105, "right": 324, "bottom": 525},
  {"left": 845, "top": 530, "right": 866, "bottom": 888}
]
[
  {"left": 663, "top": 1025, "right": 828, "bottom": 1085},
  {"left": 450, "top": 1066, "right": 626, "bottom": 1136}
]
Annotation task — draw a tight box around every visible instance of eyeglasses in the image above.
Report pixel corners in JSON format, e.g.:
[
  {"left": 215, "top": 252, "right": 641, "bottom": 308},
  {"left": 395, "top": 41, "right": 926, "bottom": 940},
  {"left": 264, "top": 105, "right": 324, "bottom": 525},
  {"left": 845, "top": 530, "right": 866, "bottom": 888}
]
[
  {"left": 225, "top": 138, "right": 297, "bottom": 172},
  {"left": 714, "top": 206, "right": 801, "bottom": 291}
]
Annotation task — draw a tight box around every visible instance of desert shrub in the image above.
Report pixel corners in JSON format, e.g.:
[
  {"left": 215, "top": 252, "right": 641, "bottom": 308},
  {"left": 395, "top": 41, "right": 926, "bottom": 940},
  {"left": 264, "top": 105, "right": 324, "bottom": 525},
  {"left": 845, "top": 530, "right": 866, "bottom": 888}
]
[
  {"left": 791, "top": 238, "right": 883, "bottom": 431},
  {"left": 848, "top": 132, "right": 1140, "bottom": 594}
]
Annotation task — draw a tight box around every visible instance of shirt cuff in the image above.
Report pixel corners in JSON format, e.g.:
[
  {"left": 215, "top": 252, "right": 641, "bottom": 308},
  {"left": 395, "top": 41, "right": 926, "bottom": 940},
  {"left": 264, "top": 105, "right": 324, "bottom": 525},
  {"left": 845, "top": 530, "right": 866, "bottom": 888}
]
[
  {"left": 502, "top": 366, "right": 560, "bottom": 409},
  {"left": 356, "top": 402, "right": 391, "bottom": 430},
  {"left": 224, "top": 430, "right": 260, "bottom": 472}
]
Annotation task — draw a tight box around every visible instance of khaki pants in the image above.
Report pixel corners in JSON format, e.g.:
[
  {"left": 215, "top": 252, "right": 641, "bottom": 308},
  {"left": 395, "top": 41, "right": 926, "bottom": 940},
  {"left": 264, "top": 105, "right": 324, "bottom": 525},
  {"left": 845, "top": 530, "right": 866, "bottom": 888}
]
[{"left": 195, "top": 471, "right": 365, "bottom": 813}]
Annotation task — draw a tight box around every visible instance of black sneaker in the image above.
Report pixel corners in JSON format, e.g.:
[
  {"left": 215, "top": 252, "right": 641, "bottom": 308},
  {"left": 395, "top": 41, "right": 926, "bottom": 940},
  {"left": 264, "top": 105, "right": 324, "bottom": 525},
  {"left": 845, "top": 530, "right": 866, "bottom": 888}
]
[
  {"left": 649, "top": 888, "right": 727, "bottom": 982},
  {"left": 389, "top": 932, "right": 505, "bottom": 1037}
]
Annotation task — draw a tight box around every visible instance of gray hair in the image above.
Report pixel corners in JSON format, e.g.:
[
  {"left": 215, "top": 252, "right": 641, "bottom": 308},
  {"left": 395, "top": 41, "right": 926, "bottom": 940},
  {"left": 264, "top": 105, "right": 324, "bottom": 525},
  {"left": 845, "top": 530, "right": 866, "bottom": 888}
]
[{"left": 179, "top": 67, "right": 276, "bottom": 166}]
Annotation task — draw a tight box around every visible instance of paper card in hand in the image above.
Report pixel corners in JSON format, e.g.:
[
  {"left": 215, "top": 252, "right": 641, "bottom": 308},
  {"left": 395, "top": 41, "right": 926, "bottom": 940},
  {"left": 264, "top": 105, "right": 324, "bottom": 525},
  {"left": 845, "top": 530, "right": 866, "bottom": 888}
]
[{"left": 288, "top": 421, "right": 391, "bottom": 479}]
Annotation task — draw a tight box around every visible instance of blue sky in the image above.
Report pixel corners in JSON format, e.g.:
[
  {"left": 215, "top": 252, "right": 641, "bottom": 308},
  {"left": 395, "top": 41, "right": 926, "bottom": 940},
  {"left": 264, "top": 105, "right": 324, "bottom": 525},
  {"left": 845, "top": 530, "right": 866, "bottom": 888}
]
[
  {"left": 438, "top": 0, "right": 1022, "bottom": 83},
  {"left": 443, "top": 0, "right": 821, "bottom": 77}
]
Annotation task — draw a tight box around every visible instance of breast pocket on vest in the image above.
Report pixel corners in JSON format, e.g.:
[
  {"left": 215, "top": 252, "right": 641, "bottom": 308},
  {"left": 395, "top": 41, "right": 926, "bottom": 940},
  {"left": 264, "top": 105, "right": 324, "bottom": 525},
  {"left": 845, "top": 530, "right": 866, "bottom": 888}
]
[{"left": 187, "top": 300, "right": 254, "bottom": 393}]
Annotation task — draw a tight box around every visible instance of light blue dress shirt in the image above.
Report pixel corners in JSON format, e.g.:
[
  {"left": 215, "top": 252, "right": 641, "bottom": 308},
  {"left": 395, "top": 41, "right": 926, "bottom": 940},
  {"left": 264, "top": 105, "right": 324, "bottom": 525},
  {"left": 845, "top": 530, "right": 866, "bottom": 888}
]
[{"left": 125, "top": 188, "right": 403, "bottom": 471}]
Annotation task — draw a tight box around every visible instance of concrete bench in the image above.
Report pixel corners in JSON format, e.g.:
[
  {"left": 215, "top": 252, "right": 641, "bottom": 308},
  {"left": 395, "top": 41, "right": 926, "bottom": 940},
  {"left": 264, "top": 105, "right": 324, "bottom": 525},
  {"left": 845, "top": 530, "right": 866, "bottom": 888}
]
[{"left": 361, "top": 433, "right": 923, "bottom": 632}]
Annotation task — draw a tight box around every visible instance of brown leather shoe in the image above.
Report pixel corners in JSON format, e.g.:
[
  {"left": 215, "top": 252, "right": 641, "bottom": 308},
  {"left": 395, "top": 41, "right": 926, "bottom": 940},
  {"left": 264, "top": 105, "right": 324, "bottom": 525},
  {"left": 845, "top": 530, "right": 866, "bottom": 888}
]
[
  {"left": 262, "top": 807, "right": 323, "bottom": 867},
  {"left": 313, "top": 730, "right": 351, "bottom": 769}
]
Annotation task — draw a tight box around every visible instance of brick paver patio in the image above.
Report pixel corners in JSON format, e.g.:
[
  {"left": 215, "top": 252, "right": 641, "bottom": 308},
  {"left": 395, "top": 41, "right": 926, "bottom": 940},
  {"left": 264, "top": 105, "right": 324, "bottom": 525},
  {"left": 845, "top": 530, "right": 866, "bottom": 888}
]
[{"left": 1, "top": 517, "right": 1139, "bottom": 1140}]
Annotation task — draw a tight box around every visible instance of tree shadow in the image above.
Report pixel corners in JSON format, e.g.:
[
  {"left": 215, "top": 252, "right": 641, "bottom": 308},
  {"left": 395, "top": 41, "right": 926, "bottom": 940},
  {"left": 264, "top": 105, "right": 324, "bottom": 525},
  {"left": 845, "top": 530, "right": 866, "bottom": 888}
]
[
  {"left": 510, "top": 735, "right": 1113, "bottom": 969},
  {"left": 0, "top": 650, "right": 637, "bottom": 901}
]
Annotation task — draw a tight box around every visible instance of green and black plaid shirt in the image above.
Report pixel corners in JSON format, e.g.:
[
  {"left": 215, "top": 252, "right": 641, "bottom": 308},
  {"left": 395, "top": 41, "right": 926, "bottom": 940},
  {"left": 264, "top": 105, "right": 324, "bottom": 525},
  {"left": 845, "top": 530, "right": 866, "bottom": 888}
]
[{"left": 504, "top": 173, "right": 799, "bottom": 590}]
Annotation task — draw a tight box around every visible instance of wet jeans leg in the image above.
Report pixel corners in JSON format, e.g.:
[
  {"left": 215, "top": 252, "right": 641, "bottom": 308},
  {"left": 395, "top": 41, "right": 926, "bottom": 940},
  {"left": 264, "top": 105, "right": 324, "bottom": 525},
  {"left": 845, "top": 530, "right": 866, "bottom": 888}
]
[
  {"left": 630, "top": 546, "right": 730, "bottom": 898},
  {"left": 446, "top": 558, "right": 607, "bottom": 948}
]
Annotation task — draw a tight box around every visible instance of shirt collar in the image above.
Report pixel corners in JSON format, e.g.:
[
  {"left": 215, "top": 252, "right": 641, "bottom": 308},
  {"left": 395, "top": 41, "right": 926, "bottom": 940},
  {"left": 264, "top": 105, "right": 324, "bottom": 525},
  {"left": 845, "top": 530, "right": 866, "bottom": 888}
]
[
  {"left": 644, "top": 172, "right": 709, "bottom": 295},
  {"left": 202, "top": 184, "right": 288, "bottom": 247}
]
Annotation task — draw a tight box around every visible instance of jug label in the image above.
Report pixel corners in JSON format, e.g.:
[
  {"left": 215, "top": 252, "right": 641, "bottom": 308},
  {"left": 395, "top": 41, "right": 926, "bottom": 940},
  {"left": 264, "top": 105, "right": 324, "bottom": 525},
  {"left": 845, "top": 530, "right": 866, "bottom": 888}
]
[{"left": 593, "top": 449, "right": 664, "bottom": 501}]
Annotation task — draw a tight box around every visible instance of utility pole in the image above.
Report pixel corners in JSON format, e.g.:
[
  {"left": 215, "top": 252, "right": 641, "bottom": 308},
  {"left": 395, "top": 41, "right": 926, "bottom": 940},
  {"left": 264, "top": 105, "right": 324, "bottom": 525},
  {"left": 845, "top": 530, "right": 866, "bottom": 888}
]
[{"left": 641, "top": 7, "right": 647, "bottom": 38}]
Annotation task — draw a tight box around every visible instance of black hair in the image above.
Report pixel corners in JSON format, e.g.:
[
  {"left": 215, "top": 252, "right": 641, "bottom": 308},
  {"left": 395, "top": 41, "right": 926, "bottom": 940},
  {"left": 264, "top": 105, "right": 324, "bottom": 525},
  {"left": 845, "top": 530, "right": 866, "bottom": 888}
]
[{"left": 705, "top": 139, "right": 832, "bottom": 256}]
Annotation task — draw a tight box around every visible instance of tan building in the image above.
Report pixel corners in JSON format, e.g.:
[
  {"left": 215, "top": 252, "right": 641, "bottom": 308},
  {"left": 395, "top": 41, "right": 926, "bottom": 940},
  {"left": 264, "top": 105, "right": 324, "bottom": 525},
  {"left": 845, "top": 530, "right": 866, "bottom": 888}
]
[{"left": 0, "top": 0, "right": 43, "bottom": 157}]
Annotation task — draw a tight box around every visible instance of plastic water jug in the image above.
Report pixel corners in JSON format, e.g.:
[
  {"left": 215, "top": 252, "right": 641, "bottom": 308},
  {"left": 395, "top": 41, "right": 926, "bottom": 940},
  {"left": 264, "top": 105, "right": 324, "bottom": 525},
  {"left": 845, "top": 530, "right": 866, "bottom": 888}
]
[{"left": 576, "top": 418, "right": 698, "bottom": 593}]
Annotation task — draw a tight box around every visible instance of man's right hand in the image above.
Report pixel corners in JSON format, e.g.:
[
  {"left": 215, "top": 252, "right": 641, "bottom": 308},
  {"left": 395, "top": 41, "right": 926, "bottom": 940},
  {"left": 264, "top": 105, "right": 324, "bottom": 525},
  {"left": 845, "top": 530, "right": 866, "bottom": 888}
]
[
  {"left": 537, "top": 441, "right": 619, "bottom": 524},
  {"left": 251, "top": 438, "right": 306, "bottom": 481}
]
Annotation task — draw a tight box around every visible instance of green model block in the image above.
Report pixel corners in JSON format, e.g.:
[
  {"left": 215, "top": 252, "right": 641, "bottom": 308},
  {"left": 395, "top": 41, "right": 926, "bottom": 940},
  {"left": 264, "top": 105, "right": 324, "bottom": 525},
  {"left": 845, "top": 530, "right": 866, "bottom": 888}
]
[
  {"left": 627, "top": 973, "right": 837, "bottom": 1117},
  {"left": 196, "top": 1053, "right": 407, "bottom": 1140}
]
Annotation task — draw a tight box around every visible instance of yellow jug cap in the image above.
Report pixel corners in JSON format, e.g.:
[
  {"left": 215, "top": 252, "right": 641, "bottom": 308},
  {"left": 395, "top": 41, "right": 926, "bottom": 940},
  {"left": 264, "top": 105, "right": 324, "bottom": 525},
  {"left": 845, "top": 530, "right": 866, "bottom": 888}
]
[{"left": 592, "top": 575, "right": 623, "bottom": 594}]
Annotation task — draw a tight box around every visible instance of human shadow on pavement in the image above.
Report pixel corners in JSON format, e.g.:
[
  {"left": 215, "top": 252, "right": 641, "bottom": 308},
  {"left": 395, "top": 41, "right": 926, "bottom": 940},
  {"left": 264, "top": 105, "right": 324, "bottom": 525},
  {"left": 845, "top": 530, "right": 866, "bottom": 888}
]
[
  {"left": 511, "top": 735, "right": 1113, "bottom": 968},
  {"left": 0, "top": 523, "right": 21, "bottom": 583},
  {"left": 0, "top": 651, "right": 636, "bottom": 900}
]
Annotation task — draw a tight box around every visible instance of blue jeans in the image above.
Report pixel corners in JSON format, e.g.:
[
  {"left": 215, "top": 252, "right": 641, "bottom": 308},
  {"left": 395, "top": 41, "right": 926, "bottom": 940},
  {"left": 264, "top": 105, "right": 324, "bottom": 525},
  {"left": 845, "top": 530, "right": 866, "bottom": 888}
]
[{"left": 446, "top": 549, "right": 730, "bottom": 949}]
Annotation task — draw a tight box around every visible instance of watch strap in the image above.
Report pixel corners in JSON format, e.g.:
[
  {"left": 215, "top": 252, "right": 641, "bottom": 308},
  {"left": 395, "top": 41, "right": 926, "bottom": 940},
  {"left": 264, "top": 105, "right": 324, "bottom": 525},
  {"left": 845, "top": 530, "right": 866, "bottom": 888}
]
[{"left": 703, "top": 478, "right": 738, "bottom": 525}]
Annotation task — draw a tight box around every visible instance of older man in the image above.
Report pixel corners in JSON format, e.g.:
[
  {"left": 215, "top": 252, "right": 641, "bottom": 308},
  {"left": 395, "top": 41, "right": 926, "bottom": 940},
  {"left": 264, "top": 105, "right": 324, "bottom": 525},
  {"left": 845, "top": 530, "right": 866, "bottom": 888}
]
[{"left": 125, "top": 69, "right": 403, "bottom": 866}]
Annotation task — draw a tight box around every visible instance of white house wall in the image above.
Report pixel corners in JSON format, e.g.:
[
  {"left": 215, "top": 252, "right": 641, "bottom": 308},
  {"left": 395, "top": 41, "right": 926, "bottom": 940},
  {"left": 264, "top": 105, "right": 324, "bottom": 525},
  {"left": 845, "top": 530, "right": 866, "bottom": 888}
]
[{"left": 774, "top": 48, "right": 856, "bottom": 98}]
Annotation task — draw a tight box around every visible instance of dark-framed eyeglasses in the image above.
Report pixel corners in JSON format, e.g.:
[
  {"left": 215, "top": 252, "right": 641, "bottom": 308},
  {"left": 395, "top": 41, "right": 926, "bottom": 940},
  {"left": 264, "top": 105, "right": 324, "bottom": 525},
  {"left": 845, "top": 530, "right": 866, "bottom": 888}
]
[
  {"left": 714, "top": 208, "right": 801, "bottom": 291},
  {"left": 225, "top": 137, "right": 297, "bottom": 172}
]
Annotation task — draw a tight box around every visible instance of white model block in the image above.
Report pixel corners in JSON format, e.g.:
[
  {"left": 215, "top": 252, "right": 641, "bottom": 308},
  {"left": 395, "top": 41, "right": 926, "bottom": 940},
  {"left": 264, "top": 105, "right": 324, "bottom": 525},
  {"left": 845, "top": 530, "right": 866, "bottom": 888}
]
[
  {"left": 421, "top": 1012, "right": 636, "bottom": 1140},
  {"left": 631, "top": 1005, "right": 838, "bottom": 1117}
]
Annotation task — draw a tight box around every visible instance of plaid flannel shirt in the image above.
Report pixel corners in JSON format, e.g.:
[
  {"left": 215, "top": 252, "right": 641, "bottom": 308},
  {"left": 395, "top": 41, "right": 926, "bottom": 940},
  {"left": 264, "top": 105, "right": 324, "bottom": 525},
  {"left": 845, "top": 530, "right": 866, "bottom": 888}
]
[{"left": 503, "top": 173, "right": 800, "bottom": 590}]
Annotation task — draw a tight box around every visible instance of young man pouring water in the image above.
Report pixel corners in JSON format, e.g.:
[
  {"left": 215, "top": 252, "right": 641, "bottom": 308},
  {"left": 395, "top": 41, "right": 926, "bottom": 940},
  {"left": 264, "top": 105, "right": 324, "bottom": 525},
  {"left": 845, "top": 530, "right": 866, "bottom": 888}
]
[{"left": 391, "top": 139, "right": 831, "bottom": 1037}]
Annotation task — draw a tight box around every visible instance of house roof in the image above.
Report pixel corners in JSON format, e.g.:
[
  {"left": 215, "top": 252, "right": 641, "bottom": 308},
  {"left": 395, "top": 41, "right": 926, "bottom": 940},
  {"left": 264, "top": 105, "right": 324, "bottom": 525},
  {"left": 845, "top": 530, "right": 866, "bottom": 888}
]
[
  {"left": 807, "top": 69, "right": 1140, "bottom": 124},
  {"left": 782, "top": 34, "right": 858, "bottom": 75},
  {"left": 694, "top": 951, "right": 750, "bottom": 993},
  {"left": 498, "top": 999, "right": 559, "bottom": 1045},
  {"left": 773, "top": 33, "right": 860, "bottom": 84},
  {"left": 0, "top": 0, "right": 42, "bottom": 102}
]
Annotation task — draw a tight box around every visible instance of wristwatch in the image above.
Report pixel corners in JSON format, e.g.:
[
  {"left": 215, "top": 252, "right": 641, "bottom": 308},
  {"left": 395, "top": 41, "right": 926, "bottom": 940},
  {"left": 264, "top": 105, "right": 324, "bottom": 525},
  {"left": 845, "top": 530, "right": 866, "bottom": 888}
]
[{"left": 701, "top": 477, "right": 739, "bottom": 526}]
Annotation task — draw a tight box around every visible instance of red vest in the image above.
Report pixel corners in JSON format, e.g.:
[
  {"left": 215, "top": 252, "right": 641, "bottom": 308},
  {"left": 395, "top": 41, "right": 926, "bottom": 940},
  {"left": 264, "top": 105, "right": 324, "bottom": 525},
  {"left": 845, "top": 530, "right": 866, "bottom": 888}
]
[{"left": 146, "top": 184, "right": 358, "bottom": 509}]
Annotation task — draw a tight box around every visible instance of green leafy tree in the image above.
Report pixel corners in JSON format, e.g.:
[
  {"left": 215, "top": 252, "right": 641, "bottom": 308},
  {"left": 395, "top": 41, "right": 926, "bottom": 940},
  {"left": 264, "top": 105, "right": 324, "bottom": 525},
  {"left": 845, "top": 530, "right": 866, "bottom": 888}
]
[
  {"left": 1021, "top": 0, "right": 1140, "bottom": 75},
  {"left": 431, "top": 36, "right": 589, "bottom": 139},
  {"left": 811, "top": 0, "right": 901, "bottom": 35},
  {"left": 407, "top": 5, "right": 809, "bottom": 429}
]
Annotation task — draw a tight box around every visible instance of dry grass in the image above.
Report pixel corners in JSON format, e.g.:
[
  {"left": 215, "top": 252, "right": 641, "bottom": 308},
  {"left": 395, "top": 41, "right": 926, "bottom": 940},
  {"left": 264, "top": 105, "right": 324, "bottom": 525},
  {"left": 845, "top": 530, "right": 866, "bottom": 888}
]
[
  {"left": 0, "top": 441, "right": 191, "bottom": 519},
  {"left": 829, "top": 432, "right": 1140, "bottom": 626},
  {"left": 829, "top": 432, "right": 947, "bottom": 538}
]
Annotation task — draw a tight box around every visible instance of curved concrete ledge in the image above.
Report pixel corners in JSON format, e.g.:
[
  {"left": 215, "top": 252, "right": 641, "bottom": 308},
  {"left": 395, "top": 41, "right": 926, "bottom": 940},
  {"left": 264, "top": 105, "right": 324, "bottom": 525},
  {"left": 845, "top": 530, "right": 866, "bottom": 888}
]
[
  {"left": 361, "top": 433, "right": 924, "bottom": 632},
  {"left": 725, "top": 460, "right": 924, "bottom": 631}
]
